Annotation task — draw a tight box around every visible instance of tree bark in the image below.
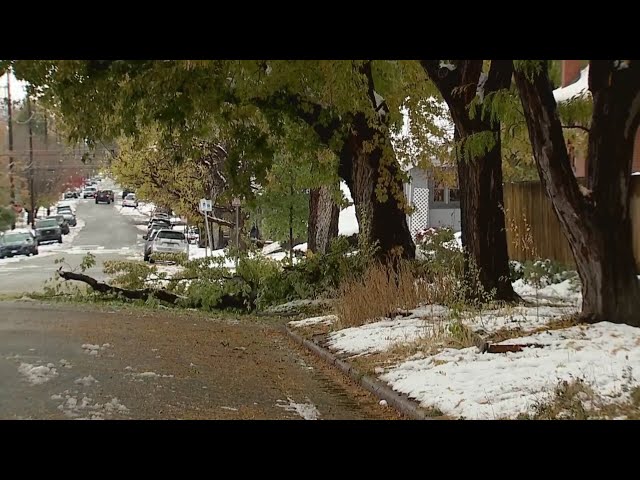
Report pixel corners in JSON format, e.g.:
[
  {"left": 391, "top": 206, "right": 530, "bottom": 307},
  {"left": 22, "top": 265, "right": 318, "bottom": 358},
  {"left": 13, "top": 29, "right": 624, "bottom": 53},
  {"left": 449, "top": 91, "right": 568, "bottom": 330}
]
[
  {"left": 514, "top": 60, "right": 640, "bottom": 326},
  {"left": 308, "top": 185, "right": 339, "bottom": 254},
  {"left": 338, "top": 113, "right": 415, "bottom": 260},
  {"left": 421, "top": 60, "right": 518, "bottom": 301}
]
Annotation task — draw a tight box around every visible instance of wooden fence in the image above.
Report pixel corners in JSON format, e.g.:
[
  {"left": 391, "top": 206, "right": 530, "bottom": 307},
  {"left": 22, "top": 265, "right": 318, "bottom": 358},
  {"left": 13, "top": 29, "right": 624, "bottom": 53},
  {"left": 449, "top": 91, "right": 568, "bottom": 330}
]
[{"left": 503, "top": 177, "right": 640, "bottom": 272}]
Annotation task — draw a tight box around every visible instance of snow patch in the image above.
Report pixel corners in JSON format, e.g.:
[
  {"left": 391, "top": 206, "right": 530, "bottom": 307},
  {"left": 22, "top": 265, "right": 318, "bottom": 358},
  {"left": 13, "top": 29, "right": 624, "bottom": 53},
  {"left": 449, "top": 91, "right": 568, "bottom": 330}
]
[
  {"left": 74, "top": 375, "right": 98, "bottom": 386},
  {"left": 381, "top": 322, "right": 640, "bottom": 420},
  {"left": 18, "top": 362, "right": 58, "bottom": 385},
  {"left": 276, "top": 397, "right": 321, "bottom": 420},
  {"left": 289, "top": 315, "right": 337, "bottom": 327}
]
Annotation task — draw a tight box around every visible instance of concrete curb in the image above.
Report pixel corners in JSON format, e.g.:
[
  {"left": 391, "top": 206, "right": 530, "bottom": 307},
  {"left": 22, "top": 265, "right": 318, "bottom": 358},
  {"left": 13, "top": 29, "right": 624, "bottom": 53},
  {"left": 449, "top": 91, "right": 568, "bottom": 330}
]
[{"left": 285, "top": 326, "right": 437, "bottom": 420}]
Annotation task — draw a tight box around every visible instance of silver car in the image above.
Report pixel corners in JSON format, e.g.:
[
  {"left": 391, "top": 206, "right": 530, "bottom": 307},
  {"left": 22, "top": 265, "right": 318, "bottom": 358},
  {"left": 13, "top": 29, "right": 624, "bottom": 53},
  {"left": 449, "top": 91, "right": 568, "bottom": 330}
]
[{"left": 144, "top": 229, "right": 188, "bottom": 262}]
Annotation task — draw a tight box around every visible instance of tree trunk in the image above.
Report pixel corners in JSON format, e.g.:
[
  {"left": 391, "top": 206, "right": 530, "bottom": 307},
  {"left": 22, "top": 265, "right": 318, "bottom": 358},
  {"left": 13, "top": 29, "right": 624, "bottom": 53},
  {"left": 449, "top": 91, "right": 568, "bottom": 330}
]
[
  {"left": 421, "top": 60, "right": 518, "bottom": 302},
  {"left": 514, "top": 60, "right": 640, "bottom": 326},
  {"left": 308, "top": 185, "right": 339, "bottom": 254},
  {"left": 339, "top": 113, "right": 415, "bottom": 260},
  {"left": 457, "top": 128, "right": 516, "bottom": 301}
]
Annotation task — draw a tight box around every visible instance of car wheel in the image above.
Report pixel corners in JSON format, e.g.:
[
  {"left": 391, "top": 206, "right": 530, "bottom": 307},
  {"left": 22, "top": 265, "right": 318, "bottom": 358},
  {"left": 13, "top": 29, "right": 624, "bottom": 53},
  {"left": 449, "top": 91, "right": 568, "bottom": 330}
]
[
  {"left": 34, "top": 249, "right": 39, "bottom": 256},
  {"left": 58, "top": 237, "right": 63, "bottom": 244}
]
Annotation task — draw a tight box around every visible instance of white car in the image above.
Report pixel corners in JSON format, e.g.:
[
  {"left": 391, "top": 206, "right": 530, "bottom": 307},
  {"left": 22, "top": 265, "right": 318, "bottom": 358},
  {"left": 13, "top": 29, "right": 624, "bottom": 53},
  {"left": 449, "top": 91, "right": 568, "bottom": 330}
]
[
  {"left": 144, "top": 229, "right": 188, "bottom": 262},
  {"left": 82, "top": 187, "right": 97, "bottom": 198},
  {"left": 122, "top": 194, "right": 138, "bottom": 208}
]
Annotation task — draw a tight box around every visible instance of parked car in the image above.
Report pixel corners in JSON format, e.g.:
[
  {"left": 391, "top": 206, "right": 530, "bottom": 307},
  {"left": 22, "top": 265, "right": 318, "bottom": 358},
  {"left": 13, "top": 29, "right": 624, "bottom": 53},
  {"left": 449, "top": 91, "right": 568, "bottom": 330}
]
[
  {"left": 46, "top": 215, "right": 70, "bottom": 235},
  {"left": 0, "top": 230, "right": 39, "bottom": 258},
  {"left": 64, "top": 190, "right": 79, "bottom": 199},
  {"left": 148, "top": 215, "right": 171, "bottom": 227},
  {"left": 143, "top": 229, "right": 188, "bottom": 262},
  {"left": 122, "top": 193, "right": 138, "bottom": 208},
  {"left": 82, "top": 187, "right": 97, "bottom": 198},
  {"left": 55, "top": 204, "right": 77, "bottom": 227},
  {"left": 95, "top": 190, "right": 112, "bottom": 204},
  {"left": 34, "top": 218, "right": 63, "bottom": 244}
]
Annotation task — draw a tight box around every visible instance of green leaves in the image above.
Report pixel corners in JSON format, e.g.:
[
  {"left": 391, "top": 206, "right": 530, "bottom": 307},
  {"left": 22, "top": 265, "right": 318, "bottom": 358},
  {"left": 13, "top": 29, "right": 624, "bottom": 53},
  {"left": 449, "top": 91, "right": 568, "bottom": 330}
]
[{"left": 513, "top": 60, "right": 545, "bottom": 82}]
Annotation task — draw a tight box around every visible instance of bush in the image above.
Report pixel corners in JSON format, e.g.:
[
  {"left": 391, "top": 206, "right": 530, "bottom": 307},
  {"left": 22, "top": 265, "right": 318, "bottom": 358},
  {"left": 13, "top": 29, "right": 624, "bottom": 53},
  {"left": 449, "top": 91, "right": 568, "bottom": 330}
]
[
  {"left": 519, "top": 259, "right": 577, "bottom": 288},
  {"left": 0, "top": 207, "right": 16, "bottom": 231},
  {"left": 414, "top": 227, "right": 464, "bottom": 281}
]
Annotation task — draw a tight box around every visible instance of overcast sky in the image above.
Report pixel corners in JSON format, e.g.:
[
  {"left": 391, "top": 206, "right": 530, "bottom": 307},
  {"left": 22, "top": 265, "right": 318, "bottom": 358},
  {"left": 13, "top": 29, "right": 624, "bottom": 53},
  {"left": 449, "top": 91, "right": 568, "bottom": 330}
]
[{"left": 0, "top": 71, "right": 28, "bottom": 101}]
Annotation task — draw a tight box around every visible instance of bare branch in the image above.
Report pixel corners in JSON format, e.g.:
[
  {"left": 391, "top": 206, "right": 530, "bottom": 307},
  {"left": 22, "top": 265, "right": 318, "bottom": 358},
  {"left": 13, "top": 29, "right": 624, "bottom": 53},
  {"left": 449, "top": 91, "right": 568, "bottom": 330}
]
[{"left": 562, "top": 124, "right": 591, "bottom": 133}]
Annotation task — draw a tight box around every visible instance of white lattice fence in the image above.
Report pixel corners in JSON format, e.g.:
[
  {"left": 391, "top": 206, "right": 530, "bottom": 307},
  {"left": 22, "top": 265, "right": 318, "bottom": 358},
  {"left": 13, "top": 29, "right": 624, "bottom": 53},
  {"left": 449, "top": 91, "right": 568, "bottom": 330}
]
[{"left": 409, "top": 187, "right": 429, "bottom": 238}]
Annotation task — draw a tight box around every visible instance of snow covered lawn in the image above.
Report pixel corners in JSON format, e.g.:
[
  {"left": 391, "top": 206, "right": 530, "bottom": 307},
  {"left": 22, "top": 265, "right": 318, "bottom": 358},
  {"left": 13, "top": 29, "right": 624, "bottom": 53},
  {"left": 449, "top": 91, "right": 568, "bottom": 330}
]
[
  {"left": 290, "top": 276, "right": 640, "bottom": 419},
  {"left": 381, "top": 322, "right": 640, "bottom": 420}
]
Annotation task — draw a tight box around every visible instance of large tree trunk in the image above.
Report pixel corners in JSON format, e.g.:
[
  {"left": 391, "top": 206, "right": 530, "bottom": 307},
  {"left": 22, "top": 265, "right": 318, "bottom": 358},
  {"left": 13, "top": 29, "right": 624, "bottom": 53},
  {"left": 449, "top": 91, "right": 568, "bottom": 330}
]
[
  {"left": 339, "top": 113, "right": 415, "bottom": 260},
  {"left": 308, "top": 185, "right": 339, "bottom": 254},
  {"left": 422, "top": 60, "right": 518, "bottom": 301},
  {"left": 456, "top": 127, "right": 515, "bottom": 300},
  {"left": 515, "top": 60, "right": 640, "bottom": 326}
]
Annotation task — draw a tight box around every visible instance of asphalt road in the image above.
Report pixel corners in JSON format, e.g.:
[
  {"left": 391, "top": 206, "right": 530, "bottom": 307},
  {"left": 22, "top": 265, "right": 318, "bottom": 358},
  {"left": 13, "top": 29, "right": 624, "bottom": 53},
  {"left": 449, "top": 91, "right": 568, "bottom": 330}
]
[
  {"left": 0, "top": 189, "right": 147, "bottom": 295},
  {"left": 0, "top": 301, "right": 400, "bottom": 420}
]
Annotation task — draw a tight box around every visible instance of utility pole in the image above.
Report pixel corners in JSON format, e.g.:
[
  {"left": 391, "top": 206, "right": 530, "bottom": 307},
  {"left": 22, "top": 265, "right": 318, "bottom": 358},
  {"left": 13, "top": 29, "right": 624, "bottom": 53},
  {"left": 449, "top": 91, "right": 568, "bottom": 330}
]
[
  {"left": 27, "top": 95, "right": 35, "bottom": 228},
  {"left": 6, "top": 71, "right": 16, "bottom": 210}
]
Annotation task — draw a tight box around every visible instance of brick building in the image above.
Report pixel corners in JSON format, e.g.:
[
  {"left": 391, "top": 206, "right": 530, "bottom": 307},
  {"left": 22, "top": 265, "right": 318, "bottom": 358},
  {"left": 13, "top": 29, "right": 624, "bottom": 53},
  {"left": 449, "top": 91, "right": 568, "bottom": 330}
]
[{"left": 557, "top": 60, "right": 640, "bottom": 177}]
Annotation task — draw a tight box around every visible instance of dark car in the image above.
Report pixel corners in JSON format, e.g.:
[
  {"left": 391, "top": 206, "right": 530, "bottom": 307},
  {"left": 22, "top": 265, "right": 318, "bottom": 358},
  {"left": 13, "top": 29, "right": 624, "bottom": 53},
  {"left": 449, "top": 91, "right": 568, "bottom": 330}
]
[
  {"left": 104, "top": 190, "right": 115, "bottom": 202},
  {"left": 46, "top": 215, "right": 70, "bottom": 235},
  {"left": 0, "top": 231, "right": 39, "bottom": 258},
  {"left": 122, "top": 188, "right": 134, "bottom": 199},
  {"left": 34, "top": 218, "right": 63, "bottom": 244},
  {"left": 95, "top": 190, "right": 111, "bottom": 204}
]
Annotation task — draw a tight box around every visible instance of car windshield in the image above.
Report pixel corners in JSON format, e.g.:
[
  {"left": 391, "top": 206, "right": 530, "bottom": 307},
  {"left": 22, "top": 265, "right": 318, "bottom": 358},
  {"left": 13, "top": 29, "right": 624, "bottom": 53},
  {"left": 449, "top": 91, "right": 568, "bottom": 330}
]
[
  {"left": 57, "top": 208, "right": 72, "bottom": 214},
  {"left": 156, "top": 231, "right": 185, "bottom": 241},
  {"left": 36, "top": 219, "right": 58, "bottom": 228},
  {"left": 2, "top": 233, "right": 30, "bottom": 243},
  {"left": 126, "top": 194, "right": 136, "bottom": 200}
]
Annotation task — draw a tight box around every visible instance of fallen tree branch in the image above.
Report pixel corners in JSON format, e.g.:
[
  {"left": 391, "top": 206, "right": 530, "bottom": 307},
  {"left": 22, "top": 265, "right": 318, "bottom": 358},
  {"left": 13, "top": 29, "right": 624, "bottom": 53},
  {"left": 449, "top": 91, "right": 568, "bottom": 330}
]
[
  {"left": 479, "top": 342, "right": 545, "bottom": 354},
  {"left": 57, "top": 268, "right": 188, "bottom": 304}
]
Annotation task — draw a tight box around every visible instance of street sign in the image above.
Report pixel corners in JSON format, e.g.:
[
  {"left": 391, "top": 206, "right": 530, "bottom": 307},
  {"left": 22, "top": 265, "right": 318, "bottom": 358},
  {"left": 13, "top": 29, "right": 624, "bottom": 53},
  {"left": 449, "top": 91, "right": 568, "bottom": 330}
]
[
  {"left": 199, "top": 198, "right": 213, "bottom": 212},
  {"left": 232, "top": 197, "right": 241, "bottom": 207}
]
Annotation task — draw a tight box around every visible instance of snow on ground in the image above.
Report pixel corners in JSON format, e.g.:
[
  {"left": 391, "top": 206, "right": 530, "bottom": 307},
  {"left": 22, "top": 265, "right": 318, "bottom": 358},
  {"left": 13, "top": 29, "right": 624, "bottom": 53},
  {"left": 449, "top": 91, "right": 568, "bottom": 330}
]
[
  {"left": 327, "top": 317, "right": 438, "bottom": 357},
  {"left": 465, "top": 304, "right": 578, "bottom": 334},
  {"left": 18, "top": 362, "right": 59, "bottom": 385},
  {"left": 276, "top": 397, "right": 321, "bottom": 420},
  {"left": 74, "top": 375, "right": 99, "bottom": 386},
  {"left": 82, "top": 343, "right": 110, "bottom": 356},
  {"left": 129, "top": 371, "right": 174, "bottom": 380},
  {"left": 288, "top": 315, "right": 338, "bottom": 327},
  {"left": 512, "top": 278, "right": 581, "bottom": 306},
  {"left": 381, "top": 322, "right": 640, "bottom": 419},
  {"left": 55, "top": 392, "right": 129, "bottom": 419}
]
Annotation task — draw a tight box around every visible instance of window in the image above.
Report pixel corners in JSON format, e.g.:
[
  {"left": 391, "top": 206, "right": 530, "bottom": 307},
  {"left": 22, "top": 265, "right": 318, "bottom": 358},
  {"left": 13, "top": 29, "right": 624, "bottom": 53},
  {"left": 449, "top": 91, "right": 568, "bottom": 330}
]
[
  {"left": 36, "top": 219, "right": 57, "bottom": 228},
  {"left": 448, "top": 188, "right": 460, "bottom": 202},
  {"left": 156, "top": 231, "right": 186, "bottom": 241}
]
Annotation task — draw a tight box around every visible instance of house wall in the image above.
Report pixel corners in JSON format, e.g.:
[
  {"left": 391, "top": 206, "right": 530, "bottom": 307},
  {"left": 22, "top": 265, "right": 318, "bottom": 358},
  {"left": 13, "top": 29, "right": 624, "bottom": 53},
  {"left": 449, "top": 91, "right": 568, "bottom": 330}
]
[{"left": 405, "top": 167, "right": 462, "bottom": 234}]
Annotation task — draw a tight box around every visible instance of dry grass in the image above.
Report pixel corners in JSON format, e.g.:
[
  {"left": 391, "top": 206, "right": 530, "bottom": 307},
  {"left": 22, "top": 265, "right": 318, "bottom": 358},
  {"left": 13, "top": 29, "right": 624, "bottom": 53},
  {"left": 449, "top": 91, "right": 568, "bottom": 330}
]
[
  {"left": 517, "top": 380, "right": 640, "bottom": 420},
  {"left": 335, "top": 260, "right": 459, "bottom": 328}
]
